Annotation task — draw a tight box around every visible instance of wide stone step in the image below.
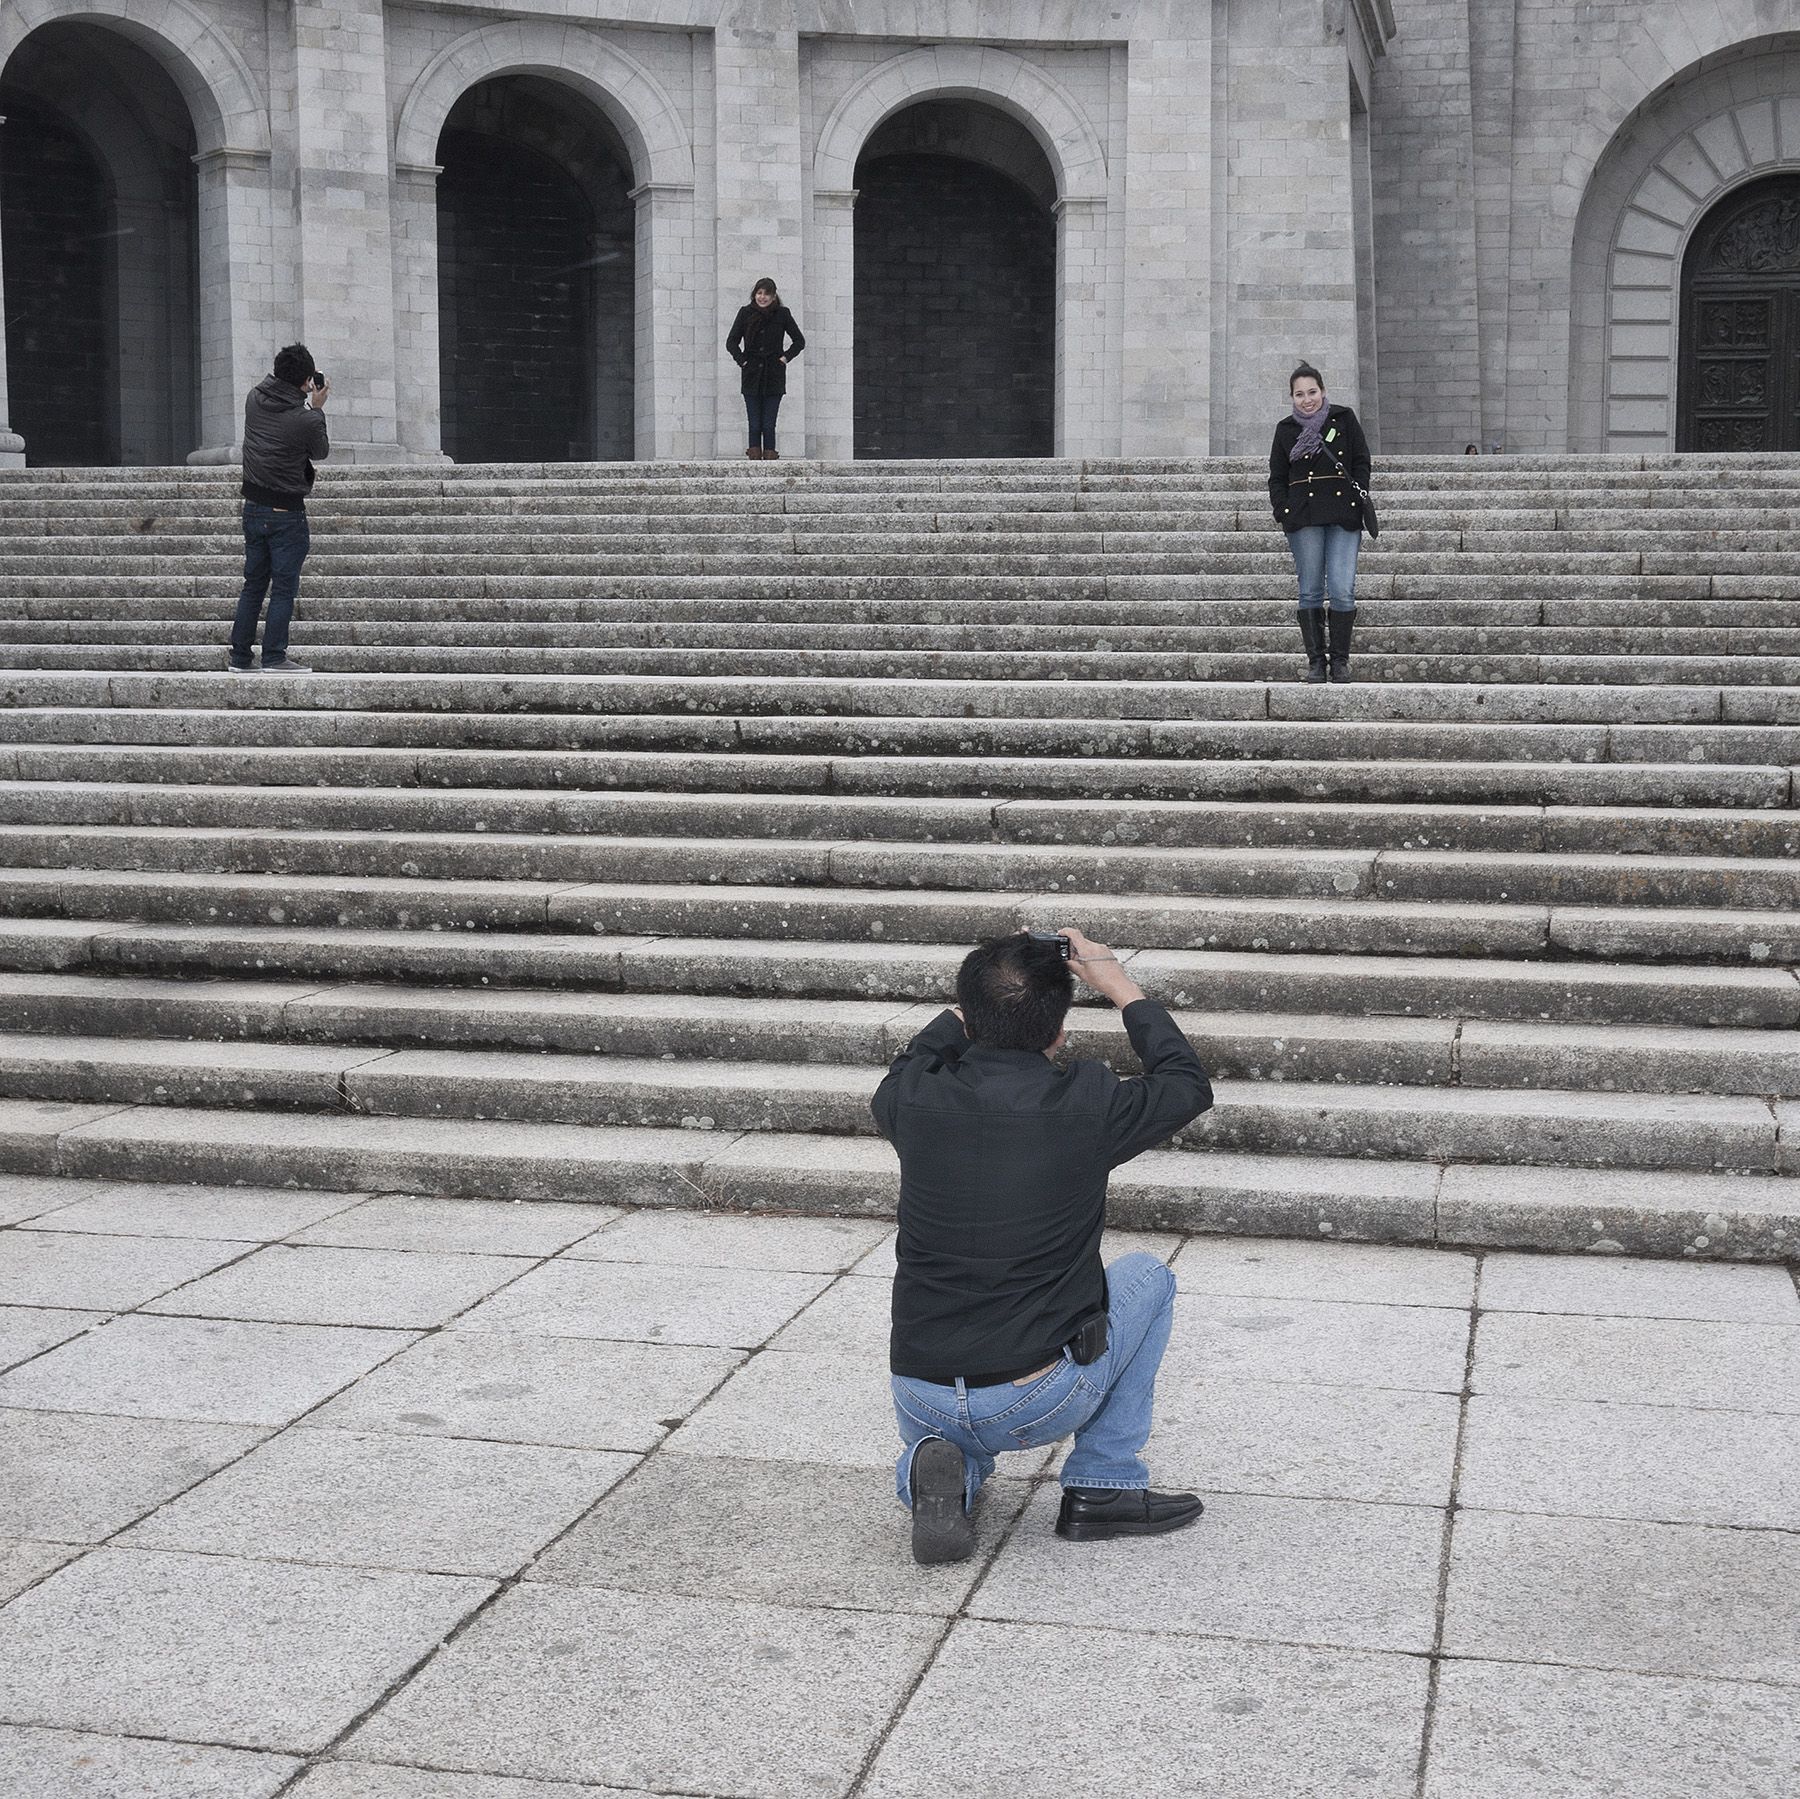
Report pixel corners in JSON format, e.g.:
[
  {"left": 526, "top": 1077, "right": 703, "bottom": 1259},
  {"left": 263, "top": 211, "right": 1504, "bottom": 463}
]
[
  {"left": 7, "top": 1090, "right": 1792, "bottom": 1257},
  {"left": 3, "top": 975, "right": 1795, "bottom": 1097},
  {"left": 0, "top": 1034, "right": 1785, "bottom": 1172},
  {"left": 5, "top": 818, "right": 1798, "bottom": 909},
  {"left": 10, "top": 706, "right": 1799, "bottom": 769},
  {"left": 7, "top": 670, "right": 1789, "bottom": 725},
  {"left": 4, "top": 914, "right": 1792, "bottom": 1025},
  {"left": 3, "top": 743, "right": 1787, "bottom": 809},
  {"left": 5, "top": 781, "right": 1796, "bottom": 860},
  {"left": 6, "top": 870, "right": 1791, "bottom": 966}
]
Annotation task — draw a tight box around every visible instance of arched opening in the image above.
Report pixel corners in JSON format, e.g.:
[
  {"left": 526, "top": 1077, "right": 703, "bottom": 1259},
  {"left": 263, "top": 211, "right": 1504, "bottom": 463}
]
[
  {"left": 0, "top": 22, "right": 200, "bottom": 465},
  {"left": 853, "top": 99, "right": 1056, "bottom": 459},
  {"left": 1677, "top": 171, "right": 1800, "bottom": 453},
  {"left": 435, "top": 75, "right": 635, "bottom": 463}
]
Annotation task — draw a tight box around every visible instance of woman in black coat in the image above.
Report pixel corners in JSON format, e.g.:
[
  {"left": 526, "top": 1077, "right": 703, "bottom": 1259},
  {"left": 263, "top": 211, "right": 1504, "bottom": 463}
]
[
  {"left": 1268, "top": 362, "right": 1373, "bottom": 683},
  {"left": 727, "top": 277, "right": 806, "bottom": 460}
]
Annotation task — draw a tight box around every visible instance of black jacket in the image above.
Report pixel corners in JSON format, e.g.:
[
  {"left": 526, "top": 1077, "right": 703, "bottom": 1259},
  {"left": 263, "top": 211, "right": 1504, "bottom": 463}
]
[
  {"left": 241, "top": 375, "right": 329, "bottom": 509},
  {"left": 1269, "top": 403, "right": 1371, "bottom": 533},
  {"left": 727, "top": 304, "right": 805, "bottom": 397},
  {"left": 873, "top": 1001, "right": 1213, "bottom": 1384}
]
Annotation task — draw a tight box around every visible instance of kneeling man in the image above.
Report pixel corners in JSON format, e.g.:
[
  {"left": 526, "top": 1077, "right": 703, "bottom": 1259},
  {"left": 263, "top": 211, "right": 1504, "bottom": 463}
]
[{"left": 872, "top": 928, "right": 1214, "bottom": 1565}]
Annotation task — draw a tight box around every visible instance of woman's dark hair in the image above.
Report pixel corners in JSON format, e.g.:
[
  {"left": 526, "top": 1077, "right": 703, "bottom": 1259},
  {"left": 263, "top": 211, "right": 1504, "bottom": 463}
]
[
  {"left": 955, "top": 933, "right": 1075, "bottom": 1053},
  {"left": 273, "top": 343, "right": 316, "bottom": 389},
  {"left": 1289, "top": 362, "right": 1325, "bottom": 394},
  {"left": 751, "top": 277, "right": 781, "bottom": 308},
  {"left": 1464, "top": 443, "right": 1480, "bottom": 454}
]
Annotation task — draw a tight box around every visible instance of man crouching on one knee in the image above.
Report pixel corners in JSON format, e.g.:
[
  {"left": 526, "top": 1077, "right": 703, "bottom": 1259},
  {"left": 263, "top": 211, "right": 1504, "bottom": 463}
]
[{"left": 872, "top": 927, "right": 1214, "bottom": 1566}]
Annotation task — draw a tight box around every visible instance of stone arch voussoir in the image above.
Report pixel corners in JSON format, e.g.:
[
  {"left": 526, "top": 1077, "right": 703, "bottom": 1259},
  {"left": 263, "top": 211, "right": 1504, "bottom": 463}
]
[
  {"left": 0, "top": 0, "right": 269, "bottom": 154},
  {"left": 813, "top": 45, "right": 1106, "bottom": 203},
  {"left": 394, "top": 22, "right": 693, "bottom": 189}
]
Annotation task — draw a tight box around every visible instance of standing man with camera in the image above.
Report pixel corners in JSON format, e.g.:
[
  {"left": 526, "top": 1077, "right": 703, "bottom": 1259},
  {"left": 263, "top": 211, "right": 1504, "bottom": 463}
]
[
  {"left": 872, "top": 928, "right": 1214, "bottom": 1566},
  {"left": 228, "top": 343, "right": 329, "bottom": 673}
]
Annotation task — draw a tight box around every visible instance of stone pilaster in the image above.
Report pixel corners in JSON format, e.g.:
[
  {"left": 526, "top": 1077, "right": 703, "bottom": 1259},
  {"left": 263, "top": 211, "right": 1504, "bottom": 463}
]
[
  {"left": 712, "top": 5, "right": 806, "bottom": 456},
  {"left": 289, "top": 0, "right": 403, "bottom": 459},
  {"left": 804, "top": 186, "right": 856, "bottom": 461},
  {"left": 0, "top": 187, "right": 23, "bottom": 467},
  {"left": 1121, "top": 7, "right": 1213, "bottom": 456}
]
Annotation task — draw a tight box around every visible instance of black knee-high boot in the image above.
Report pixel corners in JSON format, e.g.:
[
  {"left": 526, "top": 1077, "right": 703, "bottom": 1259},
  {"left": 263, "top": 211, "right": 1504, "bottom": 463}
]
[
  {"left": 1328, "top": 608, "right": 1357, "bottom": 683},
  {"left": 1296, "top": 609, "right": 1328, "bottom": 684}
]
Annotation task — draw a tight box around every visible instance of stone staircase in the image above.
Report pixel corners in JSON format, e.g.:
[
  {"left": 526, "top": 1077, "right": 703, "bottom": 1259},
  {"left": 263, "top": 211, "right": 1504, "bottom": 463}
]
[{"left": 1, "top": 455, "right": 1797, "bottom": 1259}]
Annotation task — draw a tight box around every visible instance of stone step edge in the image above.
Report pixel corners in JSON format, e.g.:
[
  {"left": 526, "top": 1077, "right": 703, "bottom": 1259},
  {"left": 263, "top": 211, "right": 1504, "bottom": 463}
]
[
  {"left": 0, "top": 1033, "right": 1791, "bottom": 1178},
  {"left": 2, "top": 975, "right": 1797, "bottom": 1095},
  {"left": 1, "top": 1098, "right": 1792, "bottom": 1261}
]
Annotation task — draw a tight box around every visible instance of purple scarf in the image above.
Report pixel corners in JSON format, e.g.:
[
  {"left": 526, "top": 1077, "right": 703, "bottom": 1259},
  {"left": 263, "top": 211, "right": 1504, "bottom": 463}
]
[{"left": 1289, "top": 400, "right": 1333, "bottom": 462}]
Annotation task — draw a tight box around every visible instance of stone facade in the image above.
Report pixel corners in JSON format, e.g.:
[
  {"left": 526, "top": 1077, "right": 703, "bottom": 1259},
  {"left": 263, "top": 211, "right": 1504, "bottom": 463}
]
[{"left": 1, "top": 1, "right": 1797, "bottom": 466}]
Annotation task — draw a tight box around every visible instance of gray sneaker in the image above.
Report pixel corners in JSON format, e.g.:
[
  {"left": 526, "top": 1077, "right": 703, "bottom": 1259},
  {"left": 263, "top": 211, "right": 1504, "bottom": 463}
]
[
  {"left": 227, "top": 658, "right": 255, "bottom": 673},
  {"left": 259, "top": 657, "right": 312, "bottom": 673}
]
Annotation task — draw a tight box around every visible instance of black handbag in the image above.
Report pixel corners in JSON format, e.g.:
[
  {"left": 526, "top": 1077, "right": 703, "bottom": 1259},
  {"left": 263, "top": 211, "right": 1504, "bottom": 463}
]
[{"left": 1321, "top": 438, "right": 1379, "bottom": 539}]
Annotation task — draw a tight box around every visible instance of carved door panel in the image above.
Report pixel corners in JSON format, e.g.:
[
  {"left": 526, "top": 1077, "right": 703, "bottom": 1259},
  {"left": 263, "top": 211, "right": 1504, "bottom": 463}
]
[{"left": 1678, "top": 176, "right": 1800, "bottom": 453}]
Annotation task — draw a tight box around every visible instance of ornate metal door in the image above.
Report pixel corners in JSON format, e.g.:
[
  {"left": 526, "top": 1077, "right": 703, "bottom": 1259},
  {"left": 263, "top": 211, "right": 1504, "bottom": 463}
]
[{"left": 1678, "top": 174, "right": 1800, "bottom": 453}]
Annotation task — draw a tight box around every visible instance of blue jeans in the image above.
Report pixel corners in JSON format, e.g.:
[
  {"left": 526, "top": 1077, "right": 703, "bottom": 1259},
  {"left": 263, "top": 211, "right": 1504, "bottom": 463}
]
[
  {"left": 891, "top": 1251, "right": 1177, "bottom": 1509},
  {"left": 231, "top": 503, "right": 311, "bottom": 663},
  {"left": 1288, "top": 523, "right": 1361, "bottom": 612},
  {"left": 745, "top": 393, "right": 783, "bottom": 452}
]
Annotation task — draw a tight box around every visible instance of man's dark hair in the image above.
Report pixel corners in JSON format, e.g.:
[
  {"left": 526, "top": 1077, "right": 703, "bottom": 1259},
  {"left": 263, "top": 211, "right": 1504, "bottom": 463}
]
[
  {"left": 273, "top": 343, "right": 316, "bottom": 389},
  {"left": 955, "top": 933, "right": 1075, "bottom": 1053}
]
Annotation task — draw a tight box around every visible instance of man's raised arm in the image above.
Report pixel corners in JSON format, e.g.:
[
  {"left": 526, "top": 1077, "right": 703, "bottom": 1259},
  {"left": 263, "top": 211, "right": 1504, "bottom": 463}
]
[{"left": 871, "top": 1007, "right": 969, "bottom": 1140}]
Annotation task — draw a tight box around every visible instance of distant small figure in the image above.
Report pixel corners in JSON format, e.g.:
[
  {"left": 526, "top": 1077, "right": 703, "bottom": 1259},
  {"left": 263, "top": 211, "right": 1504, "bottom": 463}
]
[
  {"left": 727, "top": 278, "right": 805, "bottom": 461},
  {"left": 1268, "top": 361, "right": 1374, "bottom": 686},
  {"left": 1464, "top": 443, "right": 1480, "bottom": 455},
  {"left": 229, "top": 343, "right": 329, "bottom": 674}
]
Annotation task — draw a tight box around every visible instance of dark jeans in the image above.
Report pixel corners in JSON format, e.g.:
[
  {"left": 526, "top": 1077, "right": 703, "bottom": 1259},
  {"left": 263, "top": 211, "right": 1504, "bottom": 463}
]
[
  {"left": 745, "top": 393, "right": 783, "bottom": 452},
  {"left": 231, "top": 503, "right": 310, "bottom": 663}
]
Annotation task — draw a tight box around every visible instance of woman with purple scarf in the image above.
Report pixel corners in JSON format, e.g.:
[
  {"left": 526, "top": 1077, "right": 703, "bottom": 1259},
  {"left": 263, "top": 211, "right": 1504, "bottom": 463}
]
[{"left": 1268, "top": 362, "right": 1373, "bottom": 683}]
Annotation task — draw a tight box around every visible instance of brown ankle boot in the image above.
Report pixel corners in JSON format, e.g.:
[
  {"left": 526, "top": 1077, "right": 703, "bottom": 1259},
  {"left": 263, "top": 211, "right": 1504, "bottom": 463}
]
[{"left": 746, "top": 446, "right": 763, "bottom": 460}]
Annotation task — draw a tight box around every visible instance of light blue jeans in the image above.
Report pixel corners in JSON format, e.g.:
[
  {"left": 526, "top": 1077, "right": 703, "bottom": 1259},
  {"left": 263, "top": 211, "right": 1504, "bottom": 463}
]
[
  {"left": 1288, "top": 523, "right": 1362, "bottom": 612},
  {"left": 891, "top": 1251, "right": 1177, "bottom": 1509}
]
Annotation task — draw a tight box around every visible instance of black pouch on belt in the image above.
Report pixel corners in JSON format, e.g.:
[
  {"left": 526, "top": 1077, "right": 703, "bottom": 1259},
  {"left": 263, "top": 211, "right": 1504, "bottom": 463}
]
[{"left": 1068, "top": 1308, "right": 1110, "bottom": 1365}]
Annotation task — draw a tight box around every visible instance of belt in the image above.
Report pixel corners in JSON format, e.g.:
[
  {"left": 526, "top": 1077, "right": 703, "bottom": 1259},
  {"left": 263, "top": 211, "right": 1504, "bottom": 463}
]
[{"left": 915, "top": 1354, "right": 1065, "bottom": 1390}]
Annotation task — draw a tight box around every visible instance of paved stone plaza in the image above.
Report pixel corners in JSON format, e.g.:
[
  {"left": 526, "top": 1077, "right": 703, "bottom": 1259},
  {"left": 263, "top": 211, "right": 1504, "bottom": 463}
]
[{"left": 1, "top": 1171, "right": 1797, "bottom": 1797}]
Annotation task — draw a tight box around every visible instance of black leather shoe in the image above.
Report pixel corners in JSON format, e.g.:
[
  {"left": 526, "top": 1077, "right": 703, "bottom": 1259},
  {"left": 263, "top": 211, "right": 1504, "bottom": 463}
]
[
  {"left": 1055, "top": 1486, "right": 1205, "bottom": 1541},
  {"left": 911, "top": 1438, "right": 975, "bottom": 1566}
]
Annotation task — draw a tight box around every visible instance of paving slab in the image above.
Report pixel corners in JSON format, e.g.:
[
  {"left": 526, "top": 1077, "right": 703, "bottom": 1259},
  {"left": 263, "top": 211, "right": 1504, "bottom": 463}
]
[
  {"left": 313, "top": 1331, "right": 740, "bottom": 1452},
  {"left": 1172, "top": 1235, "right": 1477, "bottom": 1308},
  {"left": 862, "top": 1619, "right": 1426, "bottom": 1798},
  {"left": 0, "top": 1314, "right": 417, "bottom": 1426},
  {"left": 17, "top": 1179, "right": 365, "bottom": 1241},
  {"left": 1424, "top": 1660, "right": 1800, "bottom": 1799},
  {"left": 0, "top": 1229, "right": 247, "bottom": 1310},
  {"left": 1147, "top": 1377, "right": 1463, "bottom": 1506},
  {"left": 0, "top": 1547, "right": 491, "bottom": 1753},
  {"left": 290, "top": 1194, "right": 617, "bottom": 1257},
  {"left": 566, "top": 1207, "right": 892, "bottom": 1271},
  {"left": 121, "top": 1425, "right": 636, "bottom": 1577},
  {"left": 1163, "top": 1293, "right": 1470, "bottom": 1393},
  {"left": 1443, "top": 1508, "right": 1800, "bottom": 1686},
  {"left": 663, "top": 1349, "right": 901, "bottom": 1468},
  {"left": 531, "top": 1453, "right": 1028, "bottom": 1616},
  {"left": 0, "top": 1539, "right": 81, "bottom": 1603},
  {"left": 972, "top": 1485, "right": 1443, "bottom": 1652},
  {"left": 1472, "top": 1311, "right": 1800, "bottom": 1412},
  {"left": 768, "top": 1271, "right": 890, "bottom": 1354},
  {"left": 0, "top": 1173, "right": 120, "bottom": 1226},
  {"left": 1459, "top": 1394, "right": 1800, "bottom": 1528},
  {"left": 291, "top": 1768, "right": 655, "bottom": 1799},
  {"left": 0, "top": 1726, "right": 300, "bottom": 1799},
  {"left": 0, "top": 1407, "right": 266, "bottom": 1540},
  {"left": 144, "top": 1244, "right": 529, "bottom": 1330},
  {"left": 1477, "top": 1249, "right": 1800, "bottom": 1323},
  {"left": 0, "top": 1304, "right": 102, "bottom": 1369},
  {"left": 344, "top": 1584, "right": 942, "bottom": 1795},
  {"left": 451, "top": 1258, "right": 831, "bottom": 1349}
]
